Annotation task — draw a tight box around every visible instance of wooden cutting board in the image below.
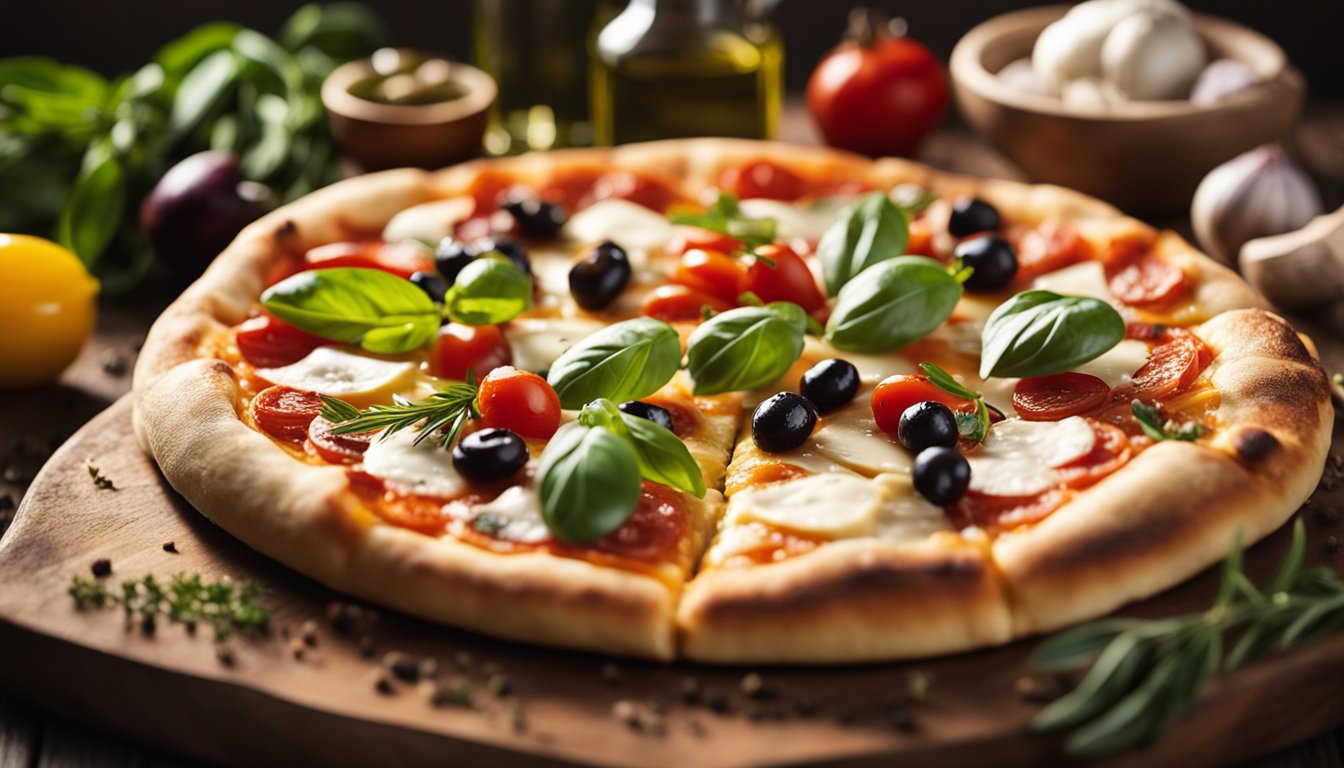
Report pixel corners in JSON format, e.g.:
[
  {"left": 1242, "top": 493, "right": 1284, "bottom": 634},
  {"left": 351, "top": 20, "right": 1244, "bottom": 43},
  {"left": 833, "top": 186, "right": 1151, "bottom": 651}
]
[{"left": 0, "top": 392, "right": 1341, "bottom": 768}]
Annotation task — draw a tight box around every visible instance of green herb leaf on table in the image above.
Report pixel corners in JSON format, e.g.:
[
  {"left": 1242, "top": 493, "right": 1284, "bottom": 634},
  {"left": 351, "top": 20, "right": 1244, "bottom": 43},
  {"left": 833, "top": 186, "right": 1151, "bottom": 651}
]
[
  {"left": 919, "top": 362, "right": 998, "bottom": 443},
  {"left": 669, "top": 191, "right": 778, "bottom": 253},
  {"left": 443, "top": 257, "right": 532, "bottom": 326},
  {"left": 57, "top": 139, "right": 127, "bottom": 267},
  {"left": 816, "top": 190, "right": 910, "bottom": 296},
  {"left": 547, "top": 317, "right": 682, "bottom": 409},
  {"left": 261, "top": 267, "right": 440, "bottom": 354},
  {"left": 1131, "top": 400, "right": 1206, "bottom": 442},
  {"left": 538, "top": 423, "right": 643, "bottom": 544},
  {"left": 578, "top": 398, "right": 706, "bottom": 498},
  {"left": 686, "top": 302, "right": 808, "bottom": 396},
  {"left": 69, "top": 572, "right": 270, "bottom": 640},
  {"left": 824, "top": 256, "right": 962, "bottom": 354},
  {"left": 320, "top": 376, "right": 480, "bottom": 448},
  {"left": 979, "top": 290, "right": 1125, "bottom": 379}
]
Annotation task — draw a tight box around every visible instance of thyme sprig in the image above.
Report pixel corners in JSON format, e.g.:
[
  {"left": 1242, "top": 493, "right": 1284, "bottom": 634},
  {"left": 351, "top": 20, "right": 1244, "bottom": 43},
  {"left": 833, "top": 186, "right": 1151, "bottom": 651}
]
[
  {"left": 69, "top": 572, "right": 270, "bottom": 640},
  {"left": 320, "top": 374, "right": 479, "bottom": 448},
  {"left": 1032, "top": 520, "right": 1344, "bottom": 757}
]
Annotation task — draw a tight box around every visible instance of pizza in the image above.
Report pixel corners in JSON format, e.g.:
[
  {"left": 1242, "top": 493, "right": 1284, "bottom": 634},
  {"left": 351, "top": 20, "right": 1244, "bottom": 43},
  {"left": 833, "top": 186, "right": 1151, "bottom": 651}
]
[{"left": 132, "top": 139, "right": 1333, "bottom": 663}]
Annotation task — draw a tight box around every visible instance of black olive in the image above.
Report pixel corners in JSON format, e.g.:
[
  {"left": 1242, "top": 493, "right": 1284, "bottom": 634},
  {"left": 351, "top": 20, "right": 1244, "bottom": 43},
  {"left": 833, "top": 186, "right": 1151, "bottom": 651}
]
[
  {"left": 912, "top": 446, "right": 971, "bottom": 505},
  {"left": 799, "top": 358, "right": 860, "bottom": 413},
  {"left": 502, "top": 197, "right": 567, "bottom": 240},
  {"left": 955, "top": 235, "right": 1018, "bottom": 292},
  {"left": 948, "top": 197, "right": 1001, "bottom": 239},
  {"left": 898, "top": 401, "right": 959, "bottom": 453},
  {"left": 752, "top": 392, "right": 818, "bottom": 453},
  {"left": 619, "top": 400, "right": 675, "bottom": 432},
  {"left": 569, "top": 241, "right": 632, "bottom": 310},
  {"left": 435, "top": 238, "right": 475, "bottom": 284},
  {"left": 409, "top": 270, "right": 447, "bottom": 303},
  {"left": 478, "top": 235, "right": 532, "bottom": 275},
  {"left": 451, "top": 428, "right": 528, "bottom": 482}
]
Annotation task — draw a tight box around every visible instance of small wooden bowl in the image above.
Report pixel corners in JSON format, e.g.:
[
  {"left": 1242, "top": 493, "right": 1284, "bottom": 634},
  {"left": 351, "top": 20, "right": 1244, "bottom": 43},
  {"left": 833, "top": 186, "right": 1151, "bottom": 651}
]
[
  {"left": 322, "top": 51, "right": 496, "bottom": 172},
  {"left": 950, "top": 6, "right": 1304, "bottom": 215}
]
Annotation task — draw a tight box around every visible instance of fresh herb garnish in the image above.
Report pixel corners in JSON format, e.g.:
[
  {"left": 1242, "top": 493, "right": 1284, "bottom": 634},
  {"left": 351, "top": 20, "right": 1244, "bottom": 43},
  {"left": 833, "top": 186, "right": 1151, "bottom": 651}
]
[
  {"left": 824, "top": 256, "right": 963, "bottom": 354},
  {"left": 979, "top": 290, "right": 1125, "bottom": 379},
  {"left": 441, "top": 257, "right": 533, "bottom": 326},
  {"left": 685, "top": 302, "right": 808, "bottom": 395},
  {"left": 578, "top": 398, "right": 706, "bottom": 497},
  {"left": 1032, "top": 520, "right": 1344, "bottom": 757},
  {"left": 669, "top": 191, "right": 777, "bottom": 256},
  {"left": 69, "top": 572, "right": 270, "bottom": 640},
  {"left": 546, "top": 317, "right": 683, "bottom": 410},
  {"left": 816, "top": 191, "right": 911, "bottom": 296},
  {"left": 1131, "top": 400, "right": 1206, "bottom": 442},
  {"left": 538, "top": 423, "right": 642, "bottom": 543},
  {"left": 320, "top": 374, "right": 480, "bottom": 447},
  {"left": 86, "top": 462, "right": 117, "bottom": 491},
  {"left": 919, "top": 363, "right": 1002, "bottom": 443}
]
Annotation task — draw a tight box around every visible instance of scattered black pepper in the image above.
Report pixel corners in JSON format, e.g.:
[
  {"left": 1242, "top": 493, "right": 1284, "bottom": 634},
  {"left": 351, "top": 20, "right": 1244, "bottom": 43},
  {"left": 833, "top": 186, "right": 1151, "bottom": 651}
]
[
  {"left": 91, "top": 558, "right": 112, "bottom": 578},
  {"left": 385, "top": 652, "right": 421, "bottom": 682},
  {"left": 300, "top": 620, "right": 319, "bottom": 647},
  {"left": 215, "top": 646, "right": 236, "bottom": 668},
  {"left": 487, "top": 673, "right": 512, "bottom": 697},
  {"left": 374, "top": 674, "right": 395, "bottom": 695},
  {"left": 140, "top": 613, "right": 157, "bottom": 636},
  {"left": 327, "top": 600, "right": 367, "bottom": 634},
  {"left": 430, "top": 675, "right": 473, "bottom": 708},
  {"left": 100, "top": 349, "right": 130, "bottom": 377},
  {"left": 288, "top": 637, "right": 307, "bottom": 660},
  {"left": 162, "top": 541, "right": 178, "bottom": 553}
]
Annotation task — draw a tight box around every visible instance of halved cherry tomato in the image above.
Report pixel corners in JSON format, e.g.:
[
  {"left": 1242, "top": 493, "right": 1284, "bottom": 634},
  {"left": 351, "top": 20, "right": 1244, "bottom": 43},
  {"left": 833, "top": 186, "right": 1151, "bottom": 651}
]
[
  {"left": 1055, "top": 420, "right": 1132, "bottom": 490},
  {"left": 948, "top": 489, "right": 1065, "bottom": 532},
  {"left": 744, "top": 244, "right": 826, "bottom": 313},
  {"left": 719, "top": 161, "right": 808, "bottom": 201},
  {"left": 430, "top": 323, "right": 513, "bottom": 381},
  {"left": 670, "top": 230, "right": 744, "bottom": 257},
  {"left": 477, "top": 366, "right": 561, "bottom": 439},
  {"left": 235, "top": 313, "right": 327, "bottom": 368},
  {"left": 1013, "top": 372, "right": 1110, "bottom": 421},
  {"left": 304, "top": 240, "right": 435, "bottom": 280},
  {"left": 1013, "top": 223, "right": 1087, "bottom": 285},
  {"left": 307, "top": 416, "right": 376, "bottom": 464},
  {"left": 1130, "top": 335, "right": 1212, "bottom": 400},
  {"left": 1106, "top": 256, "right": 1189, "bottom": 307},
  {"left": 641, "top": 284, "right": 731, "bottom": 322},
  {"left": 580, "top": 172, "right": 686, "bottom": 212},
  {"left": 251, "top": 386, "right": 322, "bottom": 442},
  {"left": 673, "top": 248, "right": 747, "bottom": 305},
  {"left": 590, "top": 481, "right": 687, "bottom": 561},
  {"left": 871, "top": 374, "right": 975, "bottom": 436}
]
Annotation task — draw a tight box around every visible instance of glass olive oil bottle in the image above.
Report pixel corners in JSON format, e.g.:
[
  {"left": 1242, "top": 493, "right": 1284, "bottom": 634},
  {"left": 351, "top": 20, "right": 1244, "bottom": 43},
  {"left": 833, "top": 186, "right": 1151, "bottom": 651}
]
[{"left": 592, "top": 0, "right": 782, "bottom": 145}]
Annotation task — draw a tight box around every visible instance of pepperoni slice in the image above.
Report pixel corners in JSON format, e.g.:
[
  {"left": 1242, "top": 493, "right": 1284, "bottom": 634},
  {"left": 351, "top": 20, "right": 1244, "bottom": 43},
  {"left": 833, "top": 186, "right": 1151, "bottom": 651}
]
[
  {"left": 1012, "top": 372, "right": 1110, "bottom": 421},
  {"left": 251, "top": 386, "right": 322, "bottom": 442},
  {"left": 589, "top": 482, "right": 687, "bottom": 562},
  {"left": 579, "top": 172, "right": 686, "bottom": 212},
  {"left": 235, "top": 313, "right": 327, "bottom": 368},
  {"left": 1055, "top": 420, "right": 1133, "bottom": 489},
  {"left": 1013, "top": 223, "right": 1087, "bottom": 285},
  {"left": 308, "top": 416, "right": 376, "bottom": 464},
  {"left": 1130, "top": 335, "right": 1212, "bottom": 400},
  {"left": 1106, "top": 256, "right": 1189, "bottom": 307},
  {"left": 948, "top": 489, "right": 1066, "bottom": 532},
  {"left": 641, "top": 284, "right": 731, "bottom": 322}
]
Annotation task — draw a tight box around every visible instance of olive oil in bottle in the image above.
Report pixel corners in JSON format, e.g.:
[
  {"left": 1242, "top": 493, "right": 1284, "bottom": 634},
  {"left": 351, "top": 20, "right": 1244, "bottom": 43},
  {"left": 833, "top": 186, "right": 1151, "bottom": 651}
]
[{"left": 592, "top": 0, "right": 782, "bottom": 145}]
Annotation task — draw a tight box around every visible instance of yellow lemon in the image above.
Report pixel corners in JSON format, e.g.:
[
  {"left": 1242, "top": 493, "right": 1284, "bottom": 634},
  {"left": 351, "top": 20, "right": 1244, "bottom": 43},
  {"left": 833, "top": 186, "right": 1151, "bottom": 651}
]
[{"left": 0, "top": 234, "right": 100, "bottom": 388}]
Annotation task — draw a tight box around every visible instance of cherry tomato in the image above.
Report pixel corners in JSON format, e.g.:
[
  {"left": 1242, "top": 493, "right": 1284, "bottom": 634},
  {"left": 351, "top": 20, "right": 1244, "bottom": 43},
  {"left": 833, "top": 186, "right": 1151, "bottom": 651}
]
[
  {"left": 235, "top": 313, "right": 328, "bottom": 368},
  {"left": 307, "top": 416, "right": 376, "bottom": 464},
  {"left": 743, "top": 244, "right": 827, "bottom": 312},
  {"left": 718, "top": 161, "right": 807, "bottom": 201},
  {"left": 806, "top": 12, "right": 948, "bottom": 157},
  {"left": 1013, "top": 223, "right": 1087, "bottom": 285},
  {"left": 430, "top": 323, "right": 513, "bottom": 381},
  {"left": 1106, "top": 256, "right": 1189, "bottom": 307},
  {"left": 250, "top": 386, "right": 322, "bottom": 442},
  {"left": 579, "top": 172, "right": 686, "bottom": 212},
  {"left": 304, "top": 240, "right": 435, "bottom": 279},
  {"left": 1055, "top": 420, "right": 1132, "bottom": 490},
  {"left": 477, "top": 366, "right": 561, "bottom": 439},
  {"left": 590, "top": 482, "right": 687, "bottom": 561},
  {"left": 673, "top": 248, "right": 746, "bottom": 305},
  {"left": 0, "top": 233, "right": 99, "bottom": 387},
  {"left": 1012, "top": 372, "right": 1110, "bottom": 421},
  {"left": 871, "top": 374, "right": 975, "bottom": 436},
  {"left": 1130, "top": 335, "right": 1212, "bottom": 400},
  {"left": 641, "top": 284, "right": 731, "bottom": 323},
  {"left": 948, "top": 489, "right": 1065, "bottom": 532},
  {"left": 670, "top": 230, "right": 744, "bottom": 256}
]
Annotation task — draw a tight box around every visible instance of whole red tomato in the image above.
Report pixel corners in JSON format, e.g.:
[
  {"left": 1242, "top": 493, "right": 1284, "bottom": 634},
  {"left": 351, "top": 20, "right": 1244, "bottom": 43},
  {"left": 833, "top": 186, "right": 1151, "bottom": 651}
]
[{"left": 807, "top": 11, "right": 948, "bottom": 157}]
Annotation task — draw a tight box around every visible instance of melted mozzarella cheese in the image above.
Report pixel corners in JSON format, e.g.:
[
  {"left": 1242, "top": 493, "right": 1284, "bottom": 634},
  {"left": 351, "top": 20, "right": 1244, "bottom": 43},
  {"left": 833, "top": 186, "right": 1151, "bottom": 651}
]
[
  {"left": 737, "top": 198, "right": 849, "bottom": 241},
  {"left": 462, "top": 485, "right": 550, "bottom": 544},
  {"left": 503, "top": 317, "right": 606, "bottom": 372},
  {"left": 361, "top": 428, "right": 466, "bottom": 499},
  {"left": 530, "top": 248, "right": 577, "bottom": 295},
  {"left": 564, "top": 199, "right": 673, "bottom": 252},
  {"left": 802, "top": 337, "right": 915, "bottom": 385},
  {"left": 805, "top": 391, "right": 913, "bottom": 476},
  {"left": 256, "top": 347, "right": 416, "bottom": 402},
  {"left": 871, "top": 474, "right": 954, "bottom": 540},
  {"left": 730, "top": 474, "right": 881, "bottom": 538},
  {"left": 1031, "top": 260, "right": 1114, "bottom": 303},
  {"left": 967, "top": 416, "right": 1096, "bottom": 497},
  {"left": 1073, "top": 339, "right": 1149, "bottom": 388},
  {"left": 381, "top": 197, "right": 472, "bottom": 244}
]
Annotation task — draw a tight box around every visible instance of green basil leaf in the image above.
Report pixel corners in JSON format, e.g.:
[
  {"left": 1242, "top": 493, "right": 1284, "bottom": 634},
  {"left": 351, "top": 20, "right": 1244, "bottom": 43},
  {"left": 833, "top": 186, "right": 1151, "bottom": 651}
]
[
  {"left": 57, "top": 140, "right": 126, "bottom": 267},
  {"left": 155, "top": 22, "right": 241, "bottom": 76},
  {"left": 1130, "top": 400, "right": 1206, "bottom": 442},
  {"left": 443, "top": 257, "right": 532, "bottom": 326},
  {"left": 824, "top": 256, "right": 961, "bottom": 353},
  {"left": 686, "top": 302, "right": 807, "bottom": 396},
  {"left": 980, "top": 290, "right": 1125, "bottom": 379},
  {"left": 280, "top": 3, "right": 391, "bottom": 61},
  {"left": 547, "top": 317, "right": 682, "bottom": 409},
  {"left": 919, "top": 362, "right": 981, "bottom": 401},
  {"left": 577, "top": 398, "right": 630, "bottom": 437},
  {"left": 169, "top": 49, "right": 239, "bottom": 141},
  {"left": 669, "top": 191, "right": 776, "bottom": 251},
  {"left": 261, "top": 267, "right": 439, "bottom": 354},
  {"left": 623, "top": 413, "right": 706, "bottom": 497},
  {"left": 539, "top": 424, "right": 642, "bottom": 544},
  {"left": 817, "top": 191, "right": 910, "bottom": 296}
]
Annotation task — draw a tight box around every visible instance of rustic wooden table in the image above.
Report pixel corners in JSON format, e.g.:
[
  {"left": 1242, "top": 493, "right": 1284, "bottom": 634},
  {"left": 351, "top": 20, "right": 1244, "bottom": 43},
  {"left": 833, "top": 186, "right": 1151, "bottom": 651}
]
[{"left": 1, "top": 104, "right": 1342, "bottom": 767}]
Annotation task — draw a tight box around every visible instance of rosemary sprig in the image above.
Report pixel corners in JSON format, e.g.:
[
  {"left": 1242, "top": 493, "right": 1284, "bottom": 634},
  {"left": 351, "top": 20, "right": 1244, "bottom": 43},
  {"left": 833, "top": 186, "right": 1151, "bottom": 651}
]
[
  {"left": 919, "top": 362, "right": 1004, "bottom": 444},
  {"left": 1031, "top": 520, "right": 1344, "bottom": 757},
  {"left": 69, "top": 572, "right": 270, "bottom": 640},
  {"left": 320, "top": 374, "right": 480, "bottom": 448},
  {"left": 86, "top": 462, "right": 117, "bottom": 491},
  {"left": 670, "top": 191, "right": 778, "bottom": 260},
  {"left": 1131, "top": 400, "right": 1206, "bottom": 442}
]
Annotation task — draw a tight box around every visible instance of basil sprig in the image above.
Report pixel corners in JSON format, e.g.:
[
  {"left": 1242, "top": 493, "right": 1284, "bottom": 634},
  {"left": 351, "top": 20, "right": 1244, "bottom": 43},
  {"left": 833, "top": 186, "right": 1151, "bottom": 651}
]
[
  {"left": 261, "top": 261, "right": 531, "bottom": 355},
  {"left": 537, "top": 423, "right": 642, "bottom": 544},
  {"left": 979, "top": 290, "right": 1125, "bottom": 379},
  {"left": 546, "top": 317, "right": 682, "bottom": 409},
  {"left": 578, "top": 399, "right": 706, "bottom": 497},
  {"left": 816, "top": 191, "right": 910, "bottom": 296},
  {"left": 824, "top": 256, "right": 962, "bottom": 353},
  {"left": 1131, "top": 400, "right": 1206, "bottom": 442},
  {"left": 685, "top": 302, "right": 807, "bottom": 395},
  {"left": 669, "top": 191, "right": 777, "bottom": 252},
  {"left": 919, "top": 363, "right": 1003, "bottom": 444}
]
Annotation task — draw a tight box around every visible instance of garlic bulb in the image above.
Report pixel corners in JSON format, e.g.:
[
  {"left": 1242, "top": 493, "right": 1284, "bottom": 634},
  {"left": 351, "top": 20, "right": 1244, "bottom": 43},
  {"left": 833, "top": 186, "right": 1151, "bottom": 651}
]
[
  {"left": 1102, "top": 9, "right": 1206, "bottom": 100},
  {"left": 998, "top": 58, "right": 1057, "bottom": 98},
  {"left": 1191, "top": 145, "right": 1325, "bottom": 265},
  {"left": 1033, "top": 0, "right": 1139, "bottom": 82},
  {"left": 1060, "top": 78, "right": 1121, "bottom": 106},
  {"left": 1189, "top": 59, "right": 1259, "bottom": 104}
]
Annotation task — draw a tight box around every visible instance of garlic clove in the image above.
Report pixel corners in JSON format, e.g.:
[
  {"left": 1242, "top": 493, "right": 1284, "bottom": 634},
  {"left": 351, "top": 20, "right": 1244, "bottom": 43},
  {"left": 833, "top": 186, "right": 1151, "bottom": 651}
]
[
  {"left": 1060, "top": 77, "right": 1122, "bottom": 107},
  {"left": 1190, "top": 59, "right": 1260, "bottom": 104},
  {"left": 1190, "top": 144, "right": 1325, "bottom": 265},
  {"left": 1033, "top": 0, "right": 1139, "bottom": 82},
  {"left": 998, "top": 58, "right": 1058, "bottom": 98},
  {"left": 1101, "top": 9, "right": 1207, "bottom": 101},
  {"left": 1239, "top": 205, "right": 1344, "bottom": 309}
]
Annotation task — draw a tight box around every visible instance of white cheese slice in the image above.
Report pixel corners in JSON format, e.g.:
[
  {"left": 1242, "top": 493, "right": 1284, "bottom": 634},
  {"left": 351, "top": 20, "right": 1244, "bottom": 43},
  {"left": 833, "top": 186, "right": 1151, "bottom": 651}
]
[
  {"left": 967, "top": 416, "right": 1096, "bottom": 497},
  {"left": 1031, "top": 260, "right": 1115, "bottom": 303},
  {"left": 460, "top": 484, "right": 551, "bottom": 544},
  {"left": 871, "top": 473, "right": 954, "bottom": 541},
  {"left": 503, "top": 317, "right": 606, "bottom": 373},
  {"left": 255, "top": 347, "right": 416, "bottom": 401},
  {"left": 805, "top": 391, "right": 913, "bottom": 476},
  {"left": 1072, "top": 339, "right": 1149, "bottom": 388},
  {"left": 381, "top": 197, "right": 472, "bottom": 244},
  {"left": 530, "top": 248, "right": 576, "bottom": 296},
  {"left": 361, "top": 427, "right": 466, "bottom": 499},
  {"left": 706, "top": 523, "right": 770, "bottom": 563},
  {"left": 802, "top": 336, "right": 916, "bottom": 385},
  {"left": 564, "top": 198, "right": 673, "bottom": 252},
  {"left": 737, "top": 198, "right": 848, "bottom": 242},
  {"left": 731, "top": 473, "right": 882, "bottom": 539}
]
